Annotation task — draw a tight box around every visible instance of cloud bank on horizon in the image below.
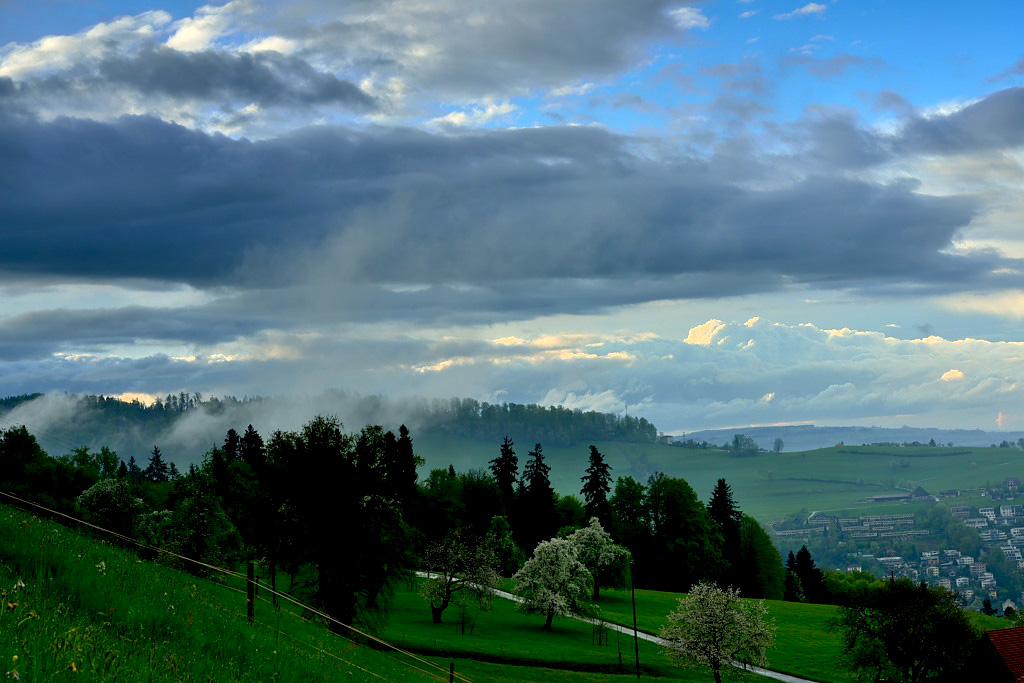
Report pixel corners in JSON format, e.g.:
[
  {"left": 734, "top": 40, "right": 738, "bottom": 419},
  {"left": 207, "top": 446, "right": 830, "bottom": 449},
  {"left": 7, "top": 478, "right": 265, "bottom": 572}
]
[{"left": 1, "top": 0, "right": 1023, "bottom": 432}]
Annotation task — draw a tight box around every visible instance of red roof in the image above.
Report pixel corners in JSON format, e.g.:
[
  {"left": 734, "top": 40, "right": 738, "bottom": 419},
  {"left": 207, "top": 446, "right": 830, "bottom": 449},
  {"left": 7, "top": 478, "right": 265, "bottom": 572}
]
[{"left": 987, "top": 627, "right": 1024, "bottom": 681}]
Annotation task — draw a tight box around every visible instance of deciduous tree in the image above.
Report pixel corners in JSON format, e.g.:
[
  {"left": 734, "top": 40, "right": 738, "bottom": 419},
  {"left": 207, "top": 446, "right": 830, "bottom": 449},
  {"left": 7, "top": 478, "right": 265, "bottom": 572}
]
[
  {"left": 420, "top": 530, "right": 498, "bottom": 624},
  {"left": 659, "top": 581, "right": 775, "bottom": 683},
  {"left": 513, "top": 537, "right": 593, "bottom": 630},
  {"left": 737, "top": 515, "right": 784, "bottom": 599},
  {"left": 830, "top": 577, "right": 979, "bottom": 683},
  {"left": 567, "top": 517, "right": 630, "bottom": 600},
  {"left": 646, "top": 472, "right": 724, "bottom": 591}
]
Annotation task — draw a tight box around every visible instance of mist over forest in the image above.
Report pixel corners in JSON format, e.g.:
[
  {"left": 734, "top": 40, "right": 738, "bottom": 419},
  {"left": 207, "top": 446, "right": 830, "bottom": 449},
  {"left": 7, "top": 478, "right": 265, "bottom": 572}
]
[{"left": 0, "top": 392, "right": 656, "bottom": 466}]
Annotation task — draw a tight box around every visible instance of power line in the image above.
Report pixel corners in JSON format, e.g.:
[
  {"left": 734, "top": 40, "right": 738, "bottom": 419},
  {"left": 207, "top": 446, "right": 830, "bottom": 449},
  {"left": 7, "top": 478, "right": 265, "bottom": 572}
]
[{"left": 0, "top": 489, "right": 469, "bottom": 682}]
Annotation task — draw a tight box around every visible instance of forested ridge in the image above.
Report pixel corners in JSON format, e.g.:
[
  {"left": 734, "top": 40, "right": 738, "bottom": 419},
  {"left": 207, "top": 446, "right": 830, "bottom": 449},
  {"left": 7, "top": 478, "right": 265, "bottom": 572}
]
[{"left": 0, "top": 392, "right": 657, "bottom": 462}]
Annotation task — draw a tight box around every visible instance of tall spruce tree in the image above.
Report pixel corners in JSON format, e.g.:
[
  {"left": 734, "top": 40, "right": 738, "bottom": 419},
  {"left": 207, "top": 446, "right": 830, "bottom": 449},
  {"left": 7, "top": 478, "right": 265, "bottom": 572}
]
[
  {"left": 144, "top": 446, "right": 169, "bottom": 483},
  {"left": 489, "top": 436, "right": 518, "bottom": 509},
  {"left": 519, "top": 443, "right": 557, "bottom": 552},
  {"left": 707, "top": 478, "right": 742, "bottom": 585},
  {"left": 580, "top": 445, "right": 612, "bottom": 525},
  {"left": 223, "top": 428, "right": 240, "bottom": 463},
  {"left": 793, "top": 545, "right": 826, "bottom": 603},
  {"left": 126, "top": 454, "right": 142, "bottom": 480},
  {"left": 239, "top": 424, "right": 265, "bottom": 470}
]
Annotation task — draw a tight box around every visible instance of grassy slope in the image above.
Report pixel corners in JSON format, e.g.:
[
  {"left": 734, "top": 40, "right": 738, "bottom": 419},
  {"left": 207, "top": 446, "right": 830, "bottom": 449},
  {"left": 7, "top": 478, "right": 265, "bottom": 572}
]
[
  {"left": 415, "top": 434, "right": 1024, "bottom": 520},
  {"left": 0, "top": 503, "right": 718, "bottom": 682},
  {"left": 2, "top": 499, "right": 1008, "bottom": 683},
  {"left": 0, "top": 504, "right": 446, "bottom": 682}
]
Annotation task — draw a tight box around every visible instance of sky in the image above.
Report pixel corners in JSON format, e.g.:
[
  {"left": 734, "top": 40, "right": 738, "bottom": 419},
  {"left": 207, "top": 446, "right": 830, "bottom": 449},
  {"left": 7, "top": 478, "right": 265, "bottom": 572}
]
[{"left": 1, "top": 0, "right": 1024, "bottom": 434}]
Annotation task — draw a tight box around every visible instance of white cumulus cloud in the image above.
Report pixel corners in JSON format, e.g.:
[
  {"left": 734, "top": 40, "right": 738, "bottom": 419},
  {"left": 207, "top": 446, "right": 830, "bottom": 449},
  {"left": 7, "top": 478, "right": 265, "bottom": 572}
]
[{"left": 775, "top": 3, "right": 827, "bottom": 20}]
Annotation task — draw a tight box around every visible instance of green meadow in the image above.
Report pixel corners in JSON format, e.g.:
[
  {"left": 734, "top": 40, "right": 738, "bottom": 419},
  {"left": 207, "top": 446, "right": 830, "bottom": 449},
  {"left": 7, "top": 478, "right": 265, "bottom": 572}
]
[
  {"left": 1, "top": 499, "right": 1012, "bottom": 682},
  {"left": 0, "top": 502, "right": 748, "bottom": 682},
  {"left": 415, "top": 435, "right": 1024, "bottom": 520},
  {"left": 0, "top": 504, "right": 444, "bottom": 682}
]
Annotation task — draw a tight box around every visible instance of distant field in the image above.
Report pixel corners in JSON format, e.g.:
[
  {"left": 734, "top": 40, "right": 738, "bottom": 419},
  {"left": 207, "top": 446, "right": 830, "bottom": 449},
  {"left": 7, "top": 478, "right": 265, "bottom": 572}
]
[{"left": 414, "top": 434, "right": 1024, "bottom": 520}]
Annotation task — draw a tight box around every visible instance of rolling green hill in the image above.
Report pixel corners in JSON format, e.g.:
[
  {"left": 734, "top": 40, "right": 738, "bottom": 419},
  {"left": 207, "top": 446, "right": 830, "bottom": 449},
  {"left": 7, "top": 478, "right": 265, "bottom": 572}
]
[{"left": 414, "top": 435, "right": 1024, "bottom": 520}]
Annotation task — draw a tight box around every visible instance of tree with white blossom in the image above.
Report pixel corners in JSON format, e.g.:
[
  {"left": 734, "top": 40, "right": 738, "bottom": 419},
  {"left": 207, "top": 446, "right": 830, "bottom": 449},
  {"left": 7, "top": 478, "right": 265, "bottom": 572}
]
[
  {"left": 659, "top": 581, "right": 775, "bottom": 683},
  {"left": 513, "top": 536, "right": 593, "bottom": 630},
  {"left": 566, "top": 517, "right": 630, "bottom": 600}
]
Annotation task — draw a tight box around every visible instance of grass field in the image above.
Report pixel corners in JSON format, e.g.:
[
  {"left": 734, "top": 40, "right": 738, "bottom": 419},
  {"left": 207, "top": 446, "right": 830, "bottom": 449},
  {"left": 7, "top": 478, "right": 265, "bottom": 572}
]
[
  {"left": 375, "top": 582, "right": 701, "bottom": 680},
  {"left": 0, "top": 502, "right": 746, "bottom": 682},
  {"left": 2, "top": 498, "right": 1012, "bottom": 682},
  {"left": 414, "top": 434, "right": 1024, "bottom": 520},
  {"left": 0, "top": 504, "right": 454, "bottom": 682}
]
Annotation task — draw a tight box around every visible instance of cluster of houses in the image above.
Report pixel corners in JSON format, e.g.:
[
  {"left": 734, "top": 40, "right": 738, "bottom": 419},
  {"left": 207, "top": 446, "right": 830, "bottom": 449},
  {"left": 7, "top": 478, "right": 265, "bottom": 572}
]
[
  {"left": 773, "top": 504, "right": 1024, "bottom": 609},
  {"left": 772, "top": 511, "right": 931, "bottom": 543}
]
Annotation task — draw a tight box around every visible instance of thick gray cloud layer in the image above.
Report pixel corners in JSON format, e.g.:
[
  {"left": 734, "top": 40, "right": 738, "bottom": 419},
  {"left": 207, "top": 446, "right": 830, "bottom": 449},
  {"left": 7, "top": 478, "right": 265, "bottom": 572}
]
[
  {"left": 1, "top": 101, "right": 1012, "bottom": 292},
  {"left": 4, "top": 86, "right": 1024, "bottom": 361}
]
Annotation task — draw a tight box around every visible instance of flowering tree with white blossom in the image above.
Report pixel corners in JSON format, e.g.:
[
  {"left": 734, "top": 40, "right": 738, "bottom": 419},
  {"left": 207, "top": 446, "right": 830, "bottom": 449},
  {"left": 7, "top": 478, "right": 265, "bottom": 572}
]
[
  {"left": 513, "top": 537, "right": 593, "bottom": 630},
  {"left": 659, "top": 582, "right": 775, "bottom": 683}
]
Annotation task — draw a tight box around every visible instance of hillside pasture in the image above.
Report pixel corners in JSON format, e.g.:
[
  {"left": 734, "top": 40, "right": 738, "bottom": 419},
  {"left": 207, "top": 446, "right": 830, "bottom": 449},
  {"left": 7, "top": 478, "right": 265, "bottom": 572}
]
[{"left": 415, "top": 435, "right": 1024, "bottom": 520}]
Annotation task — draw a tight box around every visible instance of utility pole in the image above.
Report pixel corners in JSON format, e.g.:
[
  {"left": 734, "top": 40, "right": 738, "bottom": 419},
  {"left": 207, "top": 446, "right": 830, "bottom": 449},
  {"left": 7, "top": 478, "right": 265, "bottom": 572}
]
[{"left": 631, "top": 561, "right": 640, "bottom": 679}]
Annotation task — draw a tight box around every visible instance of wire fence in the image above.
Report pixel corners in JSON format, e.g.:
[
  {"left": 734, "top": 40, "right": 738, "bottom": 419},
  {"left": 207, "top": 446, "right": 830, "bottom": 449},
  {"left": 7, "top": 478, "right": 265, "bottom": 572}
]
[{"left": 0, "top": 488, "right": 471, "bottom": 683}]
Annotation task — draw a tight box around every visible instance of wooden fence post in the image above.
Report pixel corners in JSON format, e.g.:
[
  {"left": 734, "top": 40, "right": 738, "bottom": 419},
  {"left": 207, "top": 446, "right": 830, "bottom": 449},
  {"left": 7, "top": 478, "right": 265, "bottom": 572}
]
[{"left": 247, "top": 560, "right": 255, "bottom": 624}]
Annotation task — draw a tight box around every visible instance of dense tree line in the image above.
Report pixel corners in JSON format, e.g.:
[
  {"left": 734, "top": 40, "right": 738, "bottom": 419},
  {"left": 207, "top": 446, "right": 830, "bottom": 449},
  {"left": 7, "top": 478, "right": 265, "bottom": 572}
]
[
  {"left": 0, "top": 393, "right": 658, "bottom": 468},
  {"left": 410, "top": 397, "right": 657, "bottom": 446},
  {"left": 1, "top": 418, "right": 784, "bottom": 633}
]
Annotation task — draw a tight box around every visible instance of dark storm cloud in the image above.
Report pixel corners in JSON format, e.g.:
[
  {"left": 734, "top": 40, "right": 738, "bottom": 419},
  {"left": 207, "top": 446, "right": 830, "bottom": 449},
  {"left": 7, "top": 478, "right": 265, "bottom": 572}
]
[
  {"left": 92, "top": 46, "right": 376, "bottom": 110},
  {"left": 2, "top": 90, "right": 1021, "bottom": 333},
  {"left": 899, "top": 87, "right": 1024, "bottom": 154},
  {"left": 0, "top": 304, "right": 273, "bottom": 360},
  {"left": 772, "top": 114, "right": 891, "bottom": 170},
  {"left": 3, "top": 43, "right": 375, "bottom": 116}
]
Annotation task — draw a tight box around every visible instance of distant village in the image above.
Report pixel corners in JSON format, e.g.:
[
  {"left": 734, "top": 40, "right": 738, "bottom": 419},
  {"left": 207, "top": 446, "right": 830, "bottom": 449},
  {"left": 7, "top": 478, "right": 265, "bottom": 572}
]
[{"left": 772, "top": 476, "right": 1024, "bottom": 612}]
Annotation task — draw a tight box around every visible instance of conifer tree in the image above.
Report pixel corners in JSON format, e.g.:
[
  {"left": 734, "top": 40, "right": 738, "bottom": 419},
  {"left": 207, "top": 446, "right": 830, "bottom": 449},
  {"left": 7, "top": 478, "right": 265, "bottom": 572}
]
[
  {"left": 223, "top": 428, "right": 240, "bottom": 463},
  {"left": 144, "top": 445, "right": 169, "bottom": 482},
  {"left": 489, "top": 436, "right": 518, "bottom": 508},
  {"left": 126, "top": 454, "right": 142, "bottom": 480},
  {"left": 580, "top": 445, "right": 612, "bottom": 525},
  {"left": 708, "top": 478, "right": 742, "bottom": 585},
  {"left": 793, "top": 545, "right": 825, "bottom": 602},
  {"left": 239, "top": 424, "right": 265, "bottom": 470},
  {"left": 519, "top": 443, "right": 557, "bottom": 552}
]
